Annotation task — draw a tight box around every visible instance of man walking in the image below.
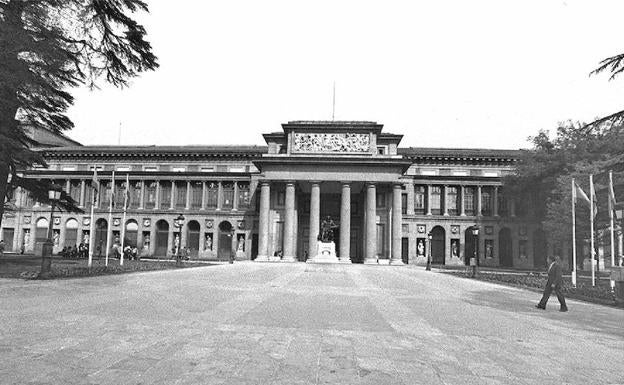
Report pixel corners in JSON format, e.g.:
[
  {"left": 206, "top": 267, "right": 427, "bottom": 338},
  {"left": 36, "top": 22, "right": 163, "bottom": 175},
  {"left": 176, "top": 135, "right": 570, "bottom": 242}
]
[{"left": 536, "top": 255, "right": 568, "bottom": 312}]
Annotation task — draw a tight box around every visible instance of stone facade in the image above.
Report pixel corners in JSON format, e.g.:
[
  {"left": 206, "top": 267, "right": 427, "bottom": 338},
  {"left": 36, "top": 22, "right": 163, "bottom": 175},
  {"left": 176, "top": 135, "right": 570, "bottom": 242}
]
[{"left": 0, "top": 121, "right": 556, "bottom": 267}]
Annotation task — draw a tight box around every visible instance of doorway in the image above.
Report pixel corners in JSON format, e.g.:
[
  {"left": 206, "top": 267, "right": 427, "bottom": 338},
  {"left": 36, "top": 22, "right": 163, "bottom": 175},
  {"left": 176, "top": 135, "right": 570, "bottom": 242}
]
[
  {"left": 499, "top": 228, "right": 513, "bottom": 267},
  {"left": 187, "top": 220, "right": 200, "bottom": 257},
  {"left": 464, "top": 228, "right": 476, "bottom": 266},
  {"left": 2, "top": 228, "right": 14, "bottom": 252},
  {"left": 95, "top": 219, "right": 108, "bottom": 257},
  {"left": 218, "top": 221, "right": 233, "bottom": 261},
  {"left": 431, "top": 226, "right": 445, "bottom": 264},
  {"left": 155, "top": 220, "right": 169, "bottom": 256}
]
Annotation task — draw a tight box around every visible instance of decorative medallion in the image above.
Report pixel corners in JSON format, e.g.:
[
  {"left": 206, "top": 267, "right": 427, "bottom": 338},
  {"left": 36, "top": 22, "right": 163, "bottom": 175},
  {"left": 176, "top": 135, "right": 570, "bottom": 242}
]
[
  {"left": 417, "top": 224, "right": 426, "bottom": 233},
  {"left": 83, "top": 217, "right": 90, "bottom": 226},
  {"left": 24, "top": 216, "right": 31, "bottom": 224},
  {"left": 519, "top": 225, "right": 527, "bottom": 236},
  {"left": 485, "top": 226, "right": 493, "bottom": 235},
  {"left": 206, "top": 219, "right": 213, "bottom": 229},
  {"left": 237, "top": 220, "right": 245, "bottom": 229},
  {"left": 143, "top": 218, "right": 151, "bottom": 227},
  {"left": 292, "top": 133, "right": 370, "bottom": 153},
  {"left": 53, "top": 216, "right": 61, "bottom": 225},
  {"left": 113, "top": 218, "right": 121, "bottom": 226},
  {"left": 451, "top": 225, "right": 459, "bottom": 234}
]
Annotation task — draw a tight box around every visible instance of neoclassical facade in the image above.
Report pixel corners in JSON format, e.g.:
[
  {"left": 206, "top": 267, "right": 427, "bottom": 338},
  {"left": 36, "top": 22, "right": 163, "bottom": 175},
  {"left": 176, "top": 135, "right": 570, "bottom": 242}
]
[{"left": 1, "top": 121, "right": 554, "bottom": 267}]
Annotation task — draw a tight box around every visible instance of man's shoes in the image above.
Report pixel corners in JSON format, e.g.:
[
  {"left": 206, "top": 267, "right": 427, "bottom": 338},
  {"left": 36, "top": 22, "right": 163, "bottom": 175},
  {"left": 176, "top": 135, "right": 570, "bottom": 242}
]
[
  {"left": 535, "top": 304, "right": 545, "bottom": 310},
  {"left": 559, "top": 307, "right": 568, "bottom": 312}
]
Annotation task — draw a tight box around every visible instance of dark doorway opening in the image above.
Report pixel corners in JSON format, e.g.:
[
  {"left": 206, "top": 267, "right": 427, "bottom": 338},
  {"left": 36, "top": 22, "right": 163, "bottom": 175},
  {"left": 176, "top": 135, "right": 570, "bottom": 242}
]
[
  {"left": 218, "top": 221, "right": 233, "bottom": 261},
  {"left": 187, "top": 220, "right": 200, "bottom": 257},
  {"left": 431, "top": 226, "right": 445, "bottom": 264},
  {"left": 499, "top": 228, "right": 513, "bottom": 267},
  {"left": 464, "top": 229, "right": 476, "bottom": 266},
  {"left": 95, "top": 219, "right": 108, "bottom": 257},
  {"left": 401, "top": 237, "right": 409, "bottom": 264},
  {"left": 155, "top": 220, "right": 169, "bottom": 257}
]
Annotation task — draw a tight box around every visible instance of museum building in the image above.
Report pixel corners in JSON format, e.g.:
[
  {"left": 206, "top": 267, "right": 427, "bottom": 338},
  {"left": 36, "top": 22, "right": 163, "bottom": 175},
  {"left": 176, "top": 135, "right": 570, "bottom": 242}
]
[{"left": 1, "top": 121, "right": 552, "bottom": 267}]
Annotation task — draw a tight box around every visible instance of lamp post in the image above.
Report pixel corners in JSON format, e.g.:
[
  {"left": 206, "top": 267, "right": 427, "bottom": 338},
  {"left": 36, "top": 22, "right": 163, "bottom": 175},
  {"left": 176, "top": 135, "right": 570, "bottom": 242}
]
[
  {"left": 174, "top": 214, "right": 185, "bottom": 266},
  {"left": 426, "top": 231, "right": 432, "bottom": 271},
  {"left": 40, "top": 184, "right": 63, "bottom": 278},
  {"left": 470, "top": 225, "right": 480, "bottom": 278}
]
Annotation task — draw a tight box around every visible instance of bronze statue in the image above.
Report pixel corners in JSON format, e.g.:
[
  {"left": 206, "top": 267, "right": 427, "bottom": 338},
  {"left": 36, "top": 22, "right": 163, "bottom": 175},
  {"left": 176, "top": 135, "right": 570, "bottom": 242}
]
[{"left": 318, "top": 215, "right": 338, "bottom": 242}]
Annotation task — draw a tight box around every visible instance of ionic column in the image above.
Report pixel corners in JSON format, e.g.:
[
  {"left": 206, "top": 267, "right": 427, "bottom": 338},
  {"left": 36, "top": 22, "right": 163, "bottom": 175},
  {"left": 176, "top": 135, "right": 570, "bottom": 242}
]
[
  {"left": 390, "top": 183, "right": 404, "bottom": 265},
  {"left": 256, "top": 182, "right": 270, "bottom": 261},
  {"left": 185, "top": 181, "right": 191, "bottom": 210},
  {"left": 339, "top": 182, "right": 351, "bottom": 262},
  {"left": 476, "top": 185, "right": 482, "bottom": 217},
  {"left": 201, "top": 182, "right": 206, "bottom": 210},
  {"left": 443, "top": 185, "right": 449, "bottom": 216},
  {"left": 139, "top": 181, "right": 145, "bottom": 209},
  {"left": 65, "top": 179, "right": 71, "bottom": 194},
  {"left": 155, "top": 180, "right": 161, "bottom": 209},
  {"left": 364, "top": 183, "right": 378, "bottom": 264},
  {"left": 79, "top": 180, "right": 86, "bottom": 208},
  {"left": 170, "top": 181, "right": 176, "bottom": 210},
  {"left": 426, "top": 184, "right": 432, "bottom": 215},
  {"left": 233, "top": 182, "right": 239, "bottom": 211},
  {"left": 308, "top": 182, "right": 321, "bottom": 260},
  {"left": 217, "top": 181, "right": 223, "bottom": 210},
  {"left": 282, "top": 182, "right": 297, "bottom": 262},
  {"left": 460, "top": 185, "right": 466, "bottom": 216},
  {"left": 493, "top": 186, "right": 499, "bottom": 217}
]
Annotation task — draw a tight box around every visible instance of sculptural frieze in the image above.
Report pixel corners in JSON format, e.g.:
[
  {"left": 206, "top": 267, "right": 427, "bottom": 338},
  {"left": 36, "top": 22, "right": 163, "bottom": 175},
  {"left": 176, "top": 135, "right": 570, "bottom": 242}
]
[{"left": 293, "top": 133, "right": 370, "bottom": 153}]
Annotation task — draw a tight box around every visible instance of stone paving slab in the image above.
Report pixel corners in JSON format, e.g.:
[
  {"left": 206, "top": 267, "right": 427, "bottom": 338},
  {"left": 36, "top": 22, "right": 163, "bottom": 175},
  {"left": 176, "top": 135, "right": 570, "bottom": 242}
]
[{"left": 0, "top": 262, "right": 623, "bottom": 384}]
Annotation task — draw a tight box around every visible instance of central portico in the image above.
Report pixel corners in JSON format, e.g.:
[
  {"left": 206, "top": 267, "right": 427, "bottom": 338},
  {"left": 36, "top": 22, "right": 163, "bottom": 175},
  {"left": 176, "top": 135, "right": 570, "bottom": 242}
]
[{"left": 252, "top": 121, "right": 411, "bottom": 264}]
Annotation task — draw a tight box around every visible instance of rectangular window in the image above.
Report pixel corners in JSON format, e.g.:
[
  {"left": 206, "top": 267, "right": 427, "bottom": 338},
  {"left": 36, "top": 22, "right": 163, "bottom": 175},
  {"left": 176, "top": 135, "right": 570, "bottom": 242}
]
[
  {"left": 446, "top": 186, "right": 458, "bottom": 215},
  {"left": 160, "top": 182, "right": 171, "bottom": 208},
  {"left": 229, "top": 166, "right": 245, "bottom": 173},
  {"left": 376, "top": 192, "right": 385, "bottom": 208},
  {"left": 116, "top": 166, "right": 131, "bottom": 172},
  {"left": 191, "top": 182, "right": 202, "bottom": 209},
  {"left": 62, "top": 166, "right": 77, "bottom": 171},
  {"left": 481, "top": 187, "right": 492, "bottom": 216},
  {"left": 144, "top": 182, "right": 156, "bottom": 209},
  {"left": 130, "top": 181, "right": 141, "bottom": 208},
  {"left": 237, "top": 183, "right": 250, "bottom": 209},
  {"left": 115, "top": 181, "right": 126, "bottom": 208},
  {"left": 175, "top": 182, "right": 187, "bottom": 209},
  {"left": 222, "top": 182, "right": 234, "bottom": 209},
  {"left": 101, "top": 181, "right": 111, "bottom": 208},
  {"left": 84, "top": 184, "right": 93, "bottom": 209},
  {"left": 70, "top": 181, "right": 81, "bottom": 203},
  {"left": 498, "top": 189, "right": 508, "bottom": 216},
  {"left": 206, "top": 182, "right": 218, "bottom": 208},
  {"left": 172, "top": 166, "right": 186, "bottom": 172},
  {"left": 430, "top": 186, "right": 442, "bottom": 215},
  {"left": 464, "top": 187, "right": 475, "bottom": 215},
  {"left": 277, "top": 191, "right": 285, "bottom": 207},
  {"left": 144, "top": 166, "right": 158, "bottom": 172},
  {"left": 376, "top": 223, "right": 385, "bottom": 257},
  {"left": 200, "top": 167, "right": 214, "bottom": 172},
  {"left": 414, "top": 186, "right": 425, "bottom": 215},
  {"left": 401, "top": 193, "right": 407, "bottom": 215}
]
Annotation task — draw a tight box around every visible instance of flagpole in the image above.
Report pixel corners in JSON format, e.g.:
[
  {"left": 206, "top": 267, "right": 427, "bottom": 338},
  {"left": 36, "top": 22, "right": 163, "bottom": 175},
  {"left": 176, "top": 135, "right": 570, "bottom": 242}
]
[
  {"left": 105, "top": 171, "right": 115, "bottom": 267},
  {"left": 609, "top": 171, "right": 616, "bottom": 291},
  {"left": 120, "top": 174, "right": 129, "bottom": 266},
  {"left": 87, "top": 166, "right": 97, "bottom": 268},
  {"left": 571, "top": 178, "right": 577, "bottom": 287},
  {"left": 590, "top": 174, "right": 596, "bottom": 287}
]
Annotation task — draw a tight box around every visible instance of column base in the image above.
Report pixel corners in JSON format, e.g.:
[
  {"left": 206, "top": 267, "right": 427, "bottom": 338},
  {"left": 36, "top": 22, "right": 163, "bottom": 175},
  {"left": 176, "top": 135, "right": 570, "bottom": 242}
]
[
  {"left": 389, "top": 258, "right": 405, "bottom": 266},
  {"left": 363, "top": 258, "right": 378, "bottom": 265},
  {"left": 254, "top": 255, "right": 270, "bottom": 262}
]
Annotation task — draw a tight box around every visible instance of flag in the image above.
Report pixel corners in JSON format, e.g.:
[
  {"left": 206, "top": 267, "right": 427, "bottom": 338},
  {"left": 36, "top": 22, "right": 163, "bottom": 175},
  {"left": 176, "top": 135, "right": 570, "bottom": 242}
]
[
  {"left": 123, "top": 174, "right": 131, "bottom": 210},
  {"left": 91, "top": 167, "right": 100, "bottom": 205},
  {"left": 590, "top": 175, "right": 598, "bottom": 218},
  {"left": 574, "top": 180, "right": 597, "bottom": 217},
  {"left": 608, "top": 171, "right": 617, "bottom": 211}
]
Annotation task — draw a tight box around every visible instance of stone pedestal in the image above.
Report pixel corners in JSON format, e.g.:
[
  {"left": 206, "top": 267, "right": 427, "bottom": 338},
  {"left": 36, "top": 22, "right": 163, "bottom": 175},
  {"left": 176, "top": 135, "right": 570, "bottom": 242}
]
[{"left": 307, "top": 241, "right": 348, "bottom": 264}]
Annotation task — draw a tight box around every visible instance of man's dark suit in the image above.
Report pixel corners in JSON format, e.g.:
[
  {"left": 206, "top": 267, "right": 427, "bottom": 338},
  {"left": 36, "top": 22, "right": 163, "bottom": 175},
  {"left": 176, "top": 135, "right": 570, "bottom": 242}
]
[{"left": 537, "top": 260, "right": 567, "bottom": 310}]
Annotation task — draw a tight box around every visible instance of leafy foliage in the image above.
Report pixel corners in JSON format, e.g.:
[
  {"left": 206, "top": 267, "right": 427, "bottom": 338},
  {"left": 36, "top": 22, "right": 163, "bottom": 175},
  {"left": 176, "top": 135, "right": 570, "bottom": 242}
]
[{"left": 0, "top": 0, "right": 158, "bottom": 222}]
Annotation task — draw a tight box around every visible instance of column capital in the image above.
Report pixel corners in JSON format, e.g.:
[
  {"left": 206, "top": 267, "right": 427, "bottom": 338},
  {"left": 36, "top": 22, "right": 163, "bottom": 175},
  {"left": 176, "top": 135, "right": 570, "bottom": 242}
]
[
  {"left": 259, "top": 180, "right": 271, "bottom": 186},
  {"left": 340, "top": 181, "right": 352, "bottom": 186},
  {"left": 392, "top": 183, "right": 402, "bottom": 189}
]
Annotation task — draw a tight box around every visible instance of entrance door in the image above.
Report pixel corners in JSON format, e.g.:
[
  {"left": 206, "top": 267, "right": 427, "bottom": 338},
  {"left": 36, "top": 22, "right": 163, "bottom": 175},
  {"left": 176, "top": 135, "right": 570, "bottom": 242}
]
[
  {"left": 464, "top": 229, "right": 476, "bottom": 266},
  {"left": 155, "top": 220, "right": 169, "bottom": 256},
  {"left": 431, "top": 226, "right": 445, "bottom": 264},
  {"left": 95, "top": 219, "right": 108, "bottom": 257},
  {"left": 499, "top": 228, "right": 513, "bottom": 267},
  {"left": 2, "top": 228, "right": 14, "bottom": 252},
  {"left": 124, "top": 221, "right": 139, "bottom": 248},
  {"left": 64, "top": 219, "right": 79, "bottom": 248},
  {"left": 187, "top": 220, "right": 200, "bottom": 257},
  {"left": 218, "top": 221, "right": 233, "bottom": 261},
  {"left": 251, "top": 234, "right": 258, "bottom": 260},
  {"left": 401, "top": 237, "right": 409, "bottom": 264}
]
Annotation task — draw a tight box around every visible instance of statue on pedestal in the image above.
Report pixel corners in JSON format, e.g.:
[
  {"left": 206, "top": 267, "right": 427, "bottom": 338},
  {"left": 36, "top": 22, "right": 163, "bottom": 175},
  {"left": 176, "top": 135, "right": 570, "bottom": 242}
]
[{"left": 318, "top": 215, "right": 338, "bottom": 243}]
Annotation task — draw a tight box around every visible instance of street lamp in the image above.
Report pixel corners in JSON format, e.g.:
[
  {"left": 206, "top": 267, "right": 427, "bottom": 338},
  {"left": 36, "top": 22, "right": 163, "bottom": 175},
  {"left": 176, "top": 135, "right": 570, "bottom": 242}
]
[
  {"left": 470, "top": 225, "right": 480, "bottom": 278},
  {"left": 174, "top": 214, "right": 185, "bottom": 266},
  {"left": 426, "top": 231, "right": 432, "bottom": 271},
  {"left": 40, "top": 184, "right": 63, "bottom": 278}
]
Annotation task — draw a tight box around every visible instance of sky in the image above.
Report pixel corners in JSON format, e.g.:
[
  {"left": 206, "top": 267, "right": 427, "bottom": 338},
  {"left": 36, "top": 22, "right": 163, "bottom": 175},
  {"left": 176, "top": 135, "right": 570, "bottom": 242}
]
[{"left": 66, "top": 0, "right": 624, "bottom": 150}]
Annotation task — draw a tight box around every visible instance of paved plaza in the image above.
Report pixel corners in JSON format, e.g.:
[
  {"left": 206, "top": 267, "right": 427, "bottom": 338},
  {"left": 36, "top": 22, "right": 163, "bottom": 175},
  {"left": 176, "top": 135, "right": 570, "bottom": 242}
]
[{"left": 0, "top": 263, "right": 622, "bottom": 385}]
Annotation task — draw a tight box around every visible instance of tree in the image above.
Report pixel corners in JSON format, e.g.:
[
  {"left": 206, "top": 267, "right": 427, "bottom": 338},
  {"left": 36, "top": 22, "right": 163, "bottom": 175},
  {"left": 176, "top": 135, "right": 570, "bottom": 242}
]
[
  {"left": 0, "top": 0, "right": 158, "bottom": 228},
  {"left": 504, "top": 120, "right": 624, "bottom": 266}
]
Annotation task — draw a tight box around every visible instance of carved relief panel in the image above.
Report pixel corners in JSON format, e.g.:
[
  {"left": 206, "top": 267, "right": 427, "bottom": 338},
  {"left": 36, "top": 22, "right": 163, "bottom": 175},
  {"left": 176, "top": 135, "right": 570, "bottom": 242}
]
[{"left": 292, "top": 133, "right": 370, "bottom": 153}]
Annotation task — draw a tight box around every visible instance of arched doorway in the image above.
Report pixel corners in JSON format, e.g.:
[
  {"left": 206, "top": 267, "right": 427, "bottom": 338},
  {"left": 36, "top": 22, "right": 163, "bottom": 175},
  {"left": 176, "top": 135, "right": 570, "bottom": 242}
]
[
  {"left": 94, "top": 219, "right": 108, "bottom": 257},
  {"left": 187, "top": 220, "right": 200, "bottom": 257},
  {"left": 65, "top": 218, "right": 79, "bottom": 248},
  {"left": 431, "top": 226, "right": 445, "bottom": 265},
  {"left": 35, "top": 217, "right": 49, "bottom": 244},
  {"left": 218, "top": 221, "right": 233, "bottom": 261},
  {"left": 464, "top": 228, "right": 476, "bottom": 266},
  {"left": 499, "top": 228, "right": 513, "bottom": 267},
  {"left": 533, "top": 230, "right": 547, "bottom": 268},
  {"left": 124, "top": 220, "right": 139, "bottom": 248},
  {"left": 155, "top": 220, "right": 169, "bottom": 257}
]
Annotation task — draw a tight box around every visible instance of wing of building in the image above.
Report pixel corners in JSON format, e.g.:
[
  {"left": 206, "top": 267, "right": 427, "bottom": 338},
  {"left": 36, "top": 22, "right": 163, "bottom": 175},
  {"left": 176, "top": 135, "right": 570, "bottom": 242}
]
[{"left": 1, "top": 121, "right": 551, "bottom": 268}]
